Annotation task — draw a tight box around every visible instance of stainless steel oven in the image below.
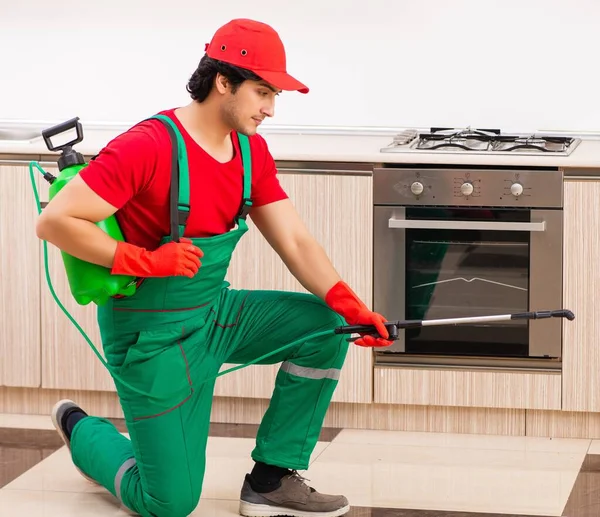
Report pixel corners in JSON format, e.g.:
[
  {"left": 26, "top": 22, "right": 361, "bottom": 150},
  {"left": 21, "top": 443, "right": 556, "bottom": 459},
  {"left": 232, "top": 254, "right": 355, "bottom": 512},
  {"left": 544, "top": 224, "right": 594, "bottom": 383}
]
[{"left": 373, "top": 165, "right": 564, "bottom": 370}]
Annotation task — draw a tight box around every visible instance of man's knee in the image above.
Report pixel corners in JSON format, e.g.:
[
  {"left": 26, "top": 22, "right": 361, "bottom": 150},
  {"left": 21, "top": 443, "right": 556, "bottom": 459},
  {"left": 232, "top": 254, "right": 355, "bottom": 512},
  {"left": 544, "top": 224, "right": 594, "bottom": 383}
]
[
  {"left": 284, "top": 295, "right": 350, "bottom": 367},
  {"left": 330, "top": 330, "right": 351, "bottom": 367},
  {"left": 311, "top": 305, "right": 351, "bottom": 366},
  {"left": 309, "top": 296, "right": 344, "bottom": 328}
]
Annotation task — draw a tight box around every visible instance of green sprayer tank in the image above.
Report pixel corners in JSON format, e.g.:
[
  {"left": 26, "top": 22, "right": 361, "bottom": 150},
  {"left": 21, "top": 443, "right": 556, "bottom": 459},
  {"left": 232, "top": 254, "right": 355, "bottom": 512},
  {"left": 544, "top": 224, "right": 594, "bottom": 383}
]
[{"left": 41, "top": 117, "right": 137, "bottom": 305}]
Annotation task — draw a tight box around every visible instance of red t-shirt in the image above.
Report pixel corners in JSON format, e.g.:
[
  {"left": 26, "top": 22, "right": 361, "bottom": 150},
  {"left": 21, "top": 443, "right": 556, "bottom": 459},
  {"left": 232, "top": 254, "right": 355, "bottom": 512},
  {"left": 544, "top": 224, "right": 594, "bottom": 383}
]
[{"left": 79, "top": 108, "right": 288, "bottom": 250}]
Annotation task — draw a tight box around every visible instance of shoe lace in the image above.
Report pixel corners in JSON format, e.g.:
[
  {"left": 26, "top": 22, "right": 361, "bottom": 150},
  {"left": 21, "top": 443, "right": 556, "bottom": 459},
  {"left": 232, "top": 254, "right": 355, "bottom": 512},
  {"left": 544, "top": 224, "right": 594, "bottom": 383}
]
[{"left": 289, "top": 470, "right": 316, "bottom": 493}]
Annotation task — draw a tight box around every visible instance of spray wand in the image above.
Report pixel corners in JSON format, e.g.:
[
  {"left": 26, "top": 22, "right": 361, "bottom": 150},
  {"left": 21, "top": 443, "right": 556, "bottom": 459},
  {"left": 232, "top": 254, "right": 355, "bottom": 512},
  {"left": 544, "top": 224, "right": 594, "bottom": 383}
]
[{"left": 335, "top": 309, "right": 575, "bottom": 342}]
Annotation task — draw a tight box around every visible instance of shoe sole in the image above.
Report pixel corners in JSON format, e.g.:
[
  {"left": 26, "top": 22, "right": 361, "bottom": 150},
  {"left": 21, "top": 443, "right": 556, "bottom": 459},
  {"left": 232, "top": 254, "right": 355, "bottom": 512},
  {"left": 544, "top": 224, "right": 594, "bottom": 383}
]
[
  {"left": 239, "top": 501, "right": 350, "bottom": 517},
  {"left": 51, "top": 399, "right": 98, "bottom": 485}
]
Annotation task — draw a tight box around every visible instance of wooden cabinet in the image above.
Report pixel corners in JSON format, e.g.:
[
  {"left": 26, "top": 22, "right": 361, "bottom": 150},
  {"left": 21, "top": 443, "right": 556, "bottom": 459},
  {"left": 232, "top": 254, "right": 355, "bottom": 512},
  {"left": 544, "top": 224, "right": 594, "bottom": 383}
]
[
  {"left": 215, "top": 171, "right": 374, "bottom": 403},
  {"left": 12, "top": 158, "right": 599, "bottom": 416},
  {"left": 562, "top": 179, "right": 600, "bottom": 412},
  {"left": 37, "top": 163, "right": 115, "bottom": 392},
  {"left": 0, "top": 163, "right": 41, "bottom": 387},
  {"left": 374, "top": 366, "right": 561, "bottom": 410},
  {"left": 36, "top": 166, "right": 374, "bottom": 402}
]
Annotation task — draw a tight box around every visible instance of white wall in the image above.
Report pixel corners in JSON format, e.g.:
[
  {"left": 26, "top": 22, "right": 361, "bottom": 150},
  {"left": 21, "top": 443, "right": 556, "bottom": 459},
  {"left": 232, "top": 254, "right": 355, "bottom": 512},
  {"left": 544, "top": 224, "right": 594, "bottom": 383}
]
[{"left": 1, "top": 0, "right": 599, "bottom": 133}]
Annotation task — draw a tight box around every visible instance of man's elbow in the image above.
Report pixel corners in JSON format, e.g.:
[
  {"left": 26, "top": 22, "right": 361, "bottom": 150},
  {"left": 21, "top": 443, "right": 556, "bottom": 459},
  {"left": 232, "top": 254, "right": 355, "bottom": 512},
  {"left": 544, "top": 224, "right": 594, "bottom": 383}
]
[{"left": 36, "top": 211, "right": 61, "bottom": 242}]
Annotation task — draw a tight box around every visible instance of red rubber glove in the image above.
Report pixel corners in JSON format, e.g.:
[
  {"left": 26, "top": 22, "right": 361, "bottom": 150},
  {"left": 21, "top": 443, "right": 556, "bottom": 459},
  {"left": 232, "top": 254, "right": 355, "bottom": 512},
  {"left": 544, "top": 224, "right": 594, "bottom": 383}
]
[
  {"left": 111, "top": 238, "right": 203, "bottom": 278},
  {"left": 325, "top": 281, "right": 393, "bottom": 347}
]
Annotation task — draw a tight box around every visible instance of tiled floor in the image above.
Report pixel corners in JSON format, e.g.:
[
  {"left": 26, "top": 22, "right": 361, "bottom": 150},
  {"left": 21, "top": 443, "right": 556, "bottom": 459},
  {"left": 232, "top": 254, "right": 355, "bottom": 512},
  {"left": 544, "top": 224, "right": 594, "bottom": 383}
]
[{"left": 0, "top": 413, "right": 598, "bottom": 516}]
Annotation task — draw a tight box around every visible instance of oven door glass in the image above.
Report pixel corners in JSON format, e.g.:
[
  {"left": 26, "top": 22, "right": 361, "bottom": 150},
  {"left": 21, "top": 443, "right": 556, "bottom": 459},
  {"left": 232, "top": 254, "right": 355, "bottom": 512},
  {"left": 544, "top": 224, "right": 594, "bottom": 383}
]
[{"left": 405, "top": 207, "right": 530, "bottom": 357}]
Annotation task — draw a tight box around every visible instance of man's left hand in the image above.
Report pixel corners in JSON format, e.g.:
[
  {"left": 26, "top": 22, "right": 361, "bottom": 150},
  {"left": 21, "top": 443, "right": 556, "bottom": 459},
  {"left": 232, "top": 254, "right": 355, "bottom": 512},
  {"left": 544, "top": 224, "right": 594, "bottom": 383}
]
[{"left": 325, "top": 281, "right": 394, "bottom": 348}]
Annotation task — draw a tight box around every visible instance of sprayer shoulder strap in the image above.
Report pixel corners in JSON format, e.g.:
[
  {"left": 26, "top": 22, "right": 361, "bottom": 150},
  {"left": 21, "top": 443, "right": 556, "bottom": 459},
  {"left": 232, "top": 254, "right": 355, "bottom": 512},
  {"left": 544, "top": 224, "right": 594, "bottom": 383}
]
[{"left": 146, "top": 115, "right": 252, "bottom": 241}]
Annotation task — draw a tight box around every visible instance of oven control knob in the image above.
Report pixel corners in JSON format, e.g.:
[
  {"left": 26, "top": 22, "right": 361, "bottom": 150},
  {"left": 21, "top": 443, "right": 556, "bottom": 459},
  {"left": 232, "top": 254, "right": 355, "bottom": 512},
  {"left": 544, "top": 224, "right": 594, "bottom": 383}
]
[
  {"left": 410, "top": 181, "right": 424, "bottom": 196},
  {"left": 510, "top": 183, "right": 524, "bottom": 197},
  {"left": 460, "top": 182, "right": 474, "bottom": 196}
]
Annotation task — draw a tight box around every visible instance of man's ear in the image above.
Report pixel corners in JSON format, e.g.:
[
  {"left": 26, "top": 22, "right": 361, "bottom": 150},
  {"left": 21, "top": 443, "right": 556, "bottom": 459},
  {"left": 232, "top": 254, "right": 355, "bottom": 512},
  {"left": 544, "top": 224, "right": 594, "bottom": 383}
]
[{"left": 215, "top": 73, "right": 230, "bottom": 94}]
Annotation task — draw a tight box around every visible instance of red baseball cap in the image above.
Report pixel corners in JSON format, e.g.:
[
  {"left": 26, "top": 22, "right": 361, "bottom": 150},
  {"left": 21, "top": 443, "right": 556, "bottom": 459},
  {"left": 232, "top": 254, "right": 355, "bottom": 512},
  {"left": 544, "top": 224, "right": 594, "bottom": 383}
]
[{"left": 205, "top": 19, "right": 309, "bottom": 94}]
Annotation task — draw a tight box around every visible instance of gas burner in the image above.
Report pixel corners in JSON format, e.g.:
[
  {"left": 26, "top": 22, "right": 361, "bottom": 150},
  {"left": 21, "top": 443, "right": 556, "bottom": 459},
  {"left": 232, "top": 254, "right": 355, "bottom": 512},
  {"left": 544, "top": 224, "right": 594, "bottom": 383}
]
[
  {"left": 415, "top": 137, "right": 492, "bottom": 152},
  {"left": 421, "top": 127, "right": 501, "bottom": 140},
  {"left": 381, "top": 126, "right": 581, "bottom": 156},
  {"left": 492, "top": 135, "right": 573, "bottom": 153},
  {"left": 414, "top": 127, "right": 497, "bottom": 151}
]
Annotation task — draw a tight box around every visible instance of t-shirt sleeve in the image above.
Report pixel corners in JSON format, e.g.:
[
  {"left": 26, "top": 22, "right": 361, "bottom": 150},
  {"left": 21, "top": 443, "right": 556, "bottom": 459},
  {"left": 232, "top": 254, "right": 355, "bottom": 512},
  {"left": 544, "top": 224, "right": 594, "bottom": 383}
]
[
  {"left": 78, "top": 123, "right": 159, "bottom": 210},
  {"left": 250, "top": 134, "right": 289, "bottom": 208}
]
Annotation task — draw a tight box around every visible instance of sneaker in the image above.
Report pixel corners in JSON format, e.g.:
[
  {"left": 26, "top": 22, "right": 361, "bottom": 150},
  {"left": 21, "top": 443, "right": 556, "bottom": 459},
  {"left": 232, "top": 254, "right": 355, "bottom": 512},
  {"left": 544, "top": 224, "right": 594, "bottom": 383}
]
[
  {"left": 239, "top": 470, "right": 350, "bottom": 517},
  {"left": 51, "top": 399, "right": 98, "bottom": 485}
]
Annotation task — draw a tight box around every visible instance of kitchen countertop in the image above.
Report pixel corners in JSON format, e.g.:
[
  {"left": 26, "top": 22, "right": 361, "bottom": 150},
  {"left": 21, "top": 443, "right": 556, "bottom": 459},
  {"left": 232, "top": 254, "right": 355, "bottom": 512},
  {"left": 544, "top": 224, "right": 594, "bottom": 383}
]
[{"left": 1, "top": 123, "right": 600, "bottom": 170}]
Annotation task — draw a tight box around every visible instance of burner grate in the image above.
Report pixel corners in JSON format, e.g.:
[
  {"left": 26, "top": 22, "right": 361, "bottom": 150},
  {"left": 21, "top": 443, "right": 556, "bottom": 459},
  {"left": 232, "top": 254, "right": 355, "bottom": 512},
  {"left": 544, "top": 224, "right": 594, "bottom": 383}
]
[
  {"left": 412, "top": 127, "right": 575, "bottom": 153},
  {"left": 380, "top": 126, "right": 581, "bottom": 155}
]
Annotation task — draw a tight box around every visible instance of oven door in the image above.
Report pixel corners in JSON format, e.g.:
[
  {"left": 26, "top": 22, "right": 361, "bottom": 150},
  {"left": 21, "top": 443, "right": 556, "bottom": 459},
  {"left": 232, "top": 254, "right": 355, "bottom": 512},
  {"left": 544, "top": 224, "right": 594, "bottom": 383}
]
[{"left": 373, "top": 206, "right": 563, "bottom": 365}]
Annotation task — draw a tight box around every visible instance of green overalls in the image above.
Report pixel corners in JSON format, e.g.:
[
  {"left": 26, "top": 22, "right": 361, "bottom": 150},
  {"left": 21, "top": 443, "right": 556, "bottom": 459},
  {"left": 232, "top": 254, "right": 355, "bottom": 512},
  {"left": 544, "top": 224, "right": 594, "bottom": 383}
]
[{"left": 68, "top": 115, "right": 350, "bottom": 517}]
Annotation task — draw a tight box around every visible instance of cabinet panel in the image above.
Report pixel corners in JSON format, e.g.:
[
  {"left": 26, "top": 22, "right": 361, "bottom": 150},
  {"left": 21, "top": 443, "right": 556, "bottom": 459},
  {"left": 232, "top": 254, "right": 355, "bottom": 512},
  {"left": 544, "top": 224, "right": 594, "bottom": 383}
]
[
  {"left": 374, "top": 366, "right": 561, "bottom": 410},
  {"left": 37, "top": 164, "right": 115, "bottom": 391},
  {"left": 216, "top": 172, "right": 373, "bottom": 403},
  {"left": 0, "top": 164, "right": 41, "bottom": 387},
  {"left": 562, "top": 180, "right": 600, "bottom": 411}
]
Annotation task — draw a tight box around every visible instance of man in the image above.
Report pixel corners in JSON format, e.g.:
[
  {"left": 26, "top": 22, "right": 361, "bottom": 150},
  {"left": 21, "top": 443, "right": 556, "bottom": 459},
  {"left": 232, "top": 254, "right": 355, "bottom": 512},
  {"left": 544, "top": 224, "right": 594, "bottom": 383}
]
[{"left": 36, "top": 18, "right": 392, "bottom": 517}]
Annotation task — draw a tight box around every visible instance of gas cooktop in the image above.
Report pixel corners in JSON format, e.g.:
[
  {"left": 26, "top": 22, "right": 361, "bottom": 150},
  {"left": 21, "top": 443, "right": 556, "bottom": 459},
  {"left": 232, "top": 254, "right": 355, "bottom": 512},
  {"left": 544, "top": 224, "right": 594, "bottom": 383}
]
[{"left": 380, "top": 127, "right": 582, "bottom": 156}]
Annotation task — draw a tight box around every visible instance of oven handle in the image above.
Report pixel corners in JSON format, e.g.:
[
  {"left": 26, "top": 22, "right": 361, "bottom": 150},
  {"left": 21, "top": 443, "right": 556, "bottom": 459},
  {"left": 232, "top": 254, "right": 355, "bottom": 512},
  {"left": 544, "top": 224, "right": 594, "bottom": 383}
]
[{"left": 388, "top": 218, "right": 546, "bottom": 232}]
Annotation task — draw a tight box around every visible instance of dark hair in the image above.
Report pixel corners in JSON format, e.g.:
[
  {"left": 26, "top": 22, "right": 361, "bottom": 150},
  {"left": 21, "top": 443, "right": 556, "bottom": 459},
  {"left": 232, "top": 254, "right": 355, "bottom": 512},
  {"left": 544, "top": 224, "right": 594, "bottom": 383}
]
[{"left": 186, "top": 55, "right": 263, "bottom": 102}]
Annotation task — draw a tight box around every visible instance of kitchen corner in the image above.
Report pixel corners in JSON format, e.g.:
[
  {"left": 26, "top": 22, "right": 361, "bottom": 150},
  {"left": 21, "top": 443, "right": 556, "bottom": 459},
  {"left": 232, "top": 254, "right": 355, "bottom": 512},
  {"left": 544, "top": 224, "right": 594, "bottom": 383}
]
[{"left": 1, "top": 123, "right": 600, "bottom": 441}]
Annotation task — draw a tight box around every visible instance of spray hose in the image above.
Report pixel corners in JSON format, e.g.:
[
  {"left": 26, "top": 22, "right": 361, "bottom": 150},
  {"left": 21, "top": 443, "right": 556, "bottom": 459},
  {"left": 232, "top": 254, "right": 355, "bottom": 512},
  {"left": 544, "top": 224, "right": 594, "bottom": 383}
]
[{"left": 28, "top": 160, "right": 337, "bottom": 402}]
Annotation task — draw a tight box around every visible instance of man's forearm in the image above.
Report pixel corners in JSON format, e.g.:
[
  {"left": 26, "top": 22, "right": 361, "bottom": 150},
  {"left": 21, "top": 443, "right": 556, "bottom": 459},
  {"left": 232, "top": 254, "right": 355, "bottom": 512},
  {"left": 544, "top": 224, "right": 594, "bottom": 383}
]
[
  {"left": 36, "top": 215, "right": 119, "bottom": 269},
  {"left": 278, "top": 235, "right": 342, "bottom": 300}
]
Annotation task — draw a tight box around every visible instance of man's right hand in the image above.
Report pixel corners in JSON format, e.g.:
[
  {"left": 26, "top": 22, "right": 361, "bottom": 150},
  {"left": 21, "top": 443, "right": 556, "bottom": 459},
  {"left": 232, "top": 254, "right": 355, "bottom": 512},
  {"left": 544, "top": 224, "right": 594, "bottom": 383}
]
[{"left": 111, "top": 238, "right": 204, "bottom": 278}]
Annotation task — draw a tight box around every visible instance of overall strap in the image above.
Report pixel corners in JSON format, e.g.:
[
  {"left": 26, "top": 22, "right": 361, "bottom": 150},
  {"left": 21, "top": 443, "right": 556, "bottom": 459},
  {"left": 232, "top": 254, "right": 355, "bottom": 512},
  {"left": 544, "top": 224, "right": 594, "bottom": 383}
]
[
  {"left": 146, "top": 115, "right": 253, "bottom": 240},
  {"left": 148, "top": 114, "right": 190, "bottom": 242},
  {"left": 235, "top": 132, "right": 253, "bottom": 223}
]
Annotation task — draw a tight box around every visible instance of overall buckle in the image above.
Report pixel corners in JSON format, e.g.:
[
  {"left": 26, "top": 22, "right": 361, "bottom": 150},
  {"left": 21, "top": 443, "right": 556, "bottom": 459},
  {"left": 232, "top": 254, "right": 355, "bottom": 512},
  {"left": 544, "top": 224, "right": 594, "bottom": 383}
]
[
  {"left": 178, "top": 204, "right": 190, "bottom": 225},
  {"left": 236, "top": 198, "right": 253, "bottom": 220}
]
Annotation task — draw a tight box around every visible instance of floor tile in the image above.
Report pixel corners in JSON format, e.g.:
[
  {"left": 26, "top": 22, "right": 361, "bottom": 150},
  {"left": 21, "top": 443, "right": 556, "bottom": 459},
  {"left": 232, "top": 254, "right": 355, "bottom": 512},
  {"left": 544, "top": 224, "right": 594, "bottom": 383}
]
[
  {"left": 561, "top": 453, "right": 600, "bottom": 517},
  {"left": 0, "top": 489, "right": 241, "bottom": 516},
  {"left": 0, "top": 427, "right": 64, "bottom": 489},
  {"left": 346, "top": 509, "right": 556, "bottom": 517},
  {"left": 3, "top": 436, "right": 331, "bottom": 501},
  {"left": 0, "top": 428, "right": 64, "bottom": 448},
  {"left": 303, "top": 435, "right": 585, "bottom": 516},
  {"left": 0, "top": 425, "right": 588, "bottom": 517},
  {"left": 0, "top": 445, "right": 60, "bottom": 489},
  {"left": 3, "top": 447, "right": 107, "bottom": 493},
  {"left": 586, "top": 440, "right": 600, "bottom": 455},
  {"left": 334, "top": 428, "right": 591, "bottom": 454}
]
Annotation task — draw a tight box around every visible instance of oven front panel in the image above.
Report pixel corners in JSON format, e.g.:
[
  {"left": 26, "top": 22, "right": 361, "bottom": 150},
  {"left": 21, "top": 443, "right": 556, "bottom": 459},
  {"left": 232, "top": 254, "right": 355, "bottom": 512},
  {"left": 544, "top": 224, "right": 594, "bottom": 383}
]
[{"left": 373, "top": 206, "right": 563, "bottom": 362}]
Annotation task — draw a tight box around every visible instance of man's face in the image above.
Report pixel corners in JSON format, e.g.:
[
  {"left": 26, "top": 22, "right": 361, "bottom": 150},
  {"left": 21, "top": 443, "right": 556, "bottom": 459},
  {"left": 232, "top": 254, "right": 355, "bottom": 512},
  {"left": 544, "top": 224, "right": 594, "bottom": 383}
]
[{"left": 220, "top": 78, "right": 281, "bottom": 136}]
